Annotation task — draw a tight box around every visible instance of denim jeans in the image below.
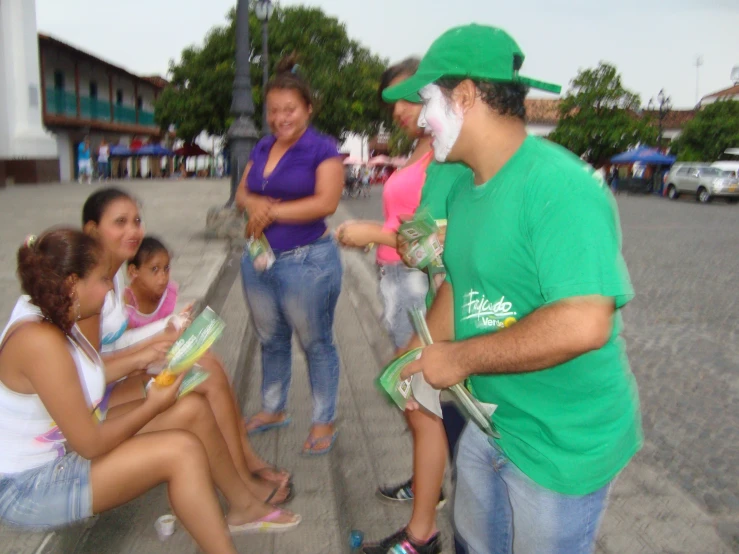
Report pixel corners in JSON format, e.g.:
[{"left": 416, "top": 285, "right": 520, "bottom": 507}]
[
  {"left": 378, "top": 263, "right": 428, "bottom": 349},
  {"left": 241, "top": 236, "right": 342, "bottom": 424},
  {"left": 454, "top": 424, "right": 612, "bottom": 554}
]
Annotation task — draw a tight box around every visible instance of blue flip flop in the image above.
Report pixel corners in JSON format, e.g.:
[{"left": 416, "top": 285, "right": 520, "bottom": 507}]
[
  {"left": 246, "top": 415, "right": 292, "bottom": 435},
  {"left": 301, "top": 431, "right": 338, "bottom": 456}
]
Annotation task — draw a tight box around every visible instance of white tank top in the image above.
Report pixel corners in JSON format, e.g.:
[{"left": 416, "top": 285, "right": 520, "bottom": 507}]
[
  {"left": 0, "top": 297, "right": 107, "bottom": 474},
  {"left": 100, "top": 267, "right": 169, "bottom": 353}
]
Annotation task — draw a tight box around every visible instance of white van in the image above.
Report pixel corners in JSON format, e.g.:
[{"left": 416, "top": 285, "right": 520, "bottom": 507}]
[
  {"left": 712, "top": 162, "right": 739, "bottom": 179},
  {"left": 713, "top": 148, "right": 739, "bottom": 178}
]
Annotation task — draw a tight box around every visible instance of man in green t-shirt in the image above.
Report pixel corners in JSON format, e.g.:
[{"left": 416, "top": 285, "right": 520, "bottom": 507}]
[{"left": 384, "top": 24, "right": 642, "bottom": 554}]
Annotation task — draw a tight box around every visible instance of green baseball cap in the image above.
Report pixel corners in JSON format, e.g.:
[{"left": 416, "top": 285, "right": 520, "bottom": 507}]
[{"left": 383, "top": 24, "right": 561, "bottom": 103}]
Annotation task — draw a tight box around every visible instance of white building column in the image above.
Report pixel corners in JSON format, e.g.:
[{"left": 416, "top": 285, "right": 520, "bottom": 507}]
[{"left": 0, "top": 0, "right": 59, "bottom": 184}]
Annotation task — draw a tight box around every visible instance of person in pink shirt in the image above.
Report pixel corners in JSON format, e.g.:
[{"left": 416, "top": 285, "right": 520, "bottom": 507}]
[
  {"left": 336, "top": 58, "right": 432, "bottom": 349},
  {"left": 124, "top": 237, "right": 179, "bottom": 329}
]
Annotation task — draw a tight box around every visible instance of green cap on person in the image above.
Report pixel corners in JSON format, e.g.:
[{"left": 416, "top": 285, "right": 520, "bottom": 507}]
[{"left": 383, "top": 24, "right": 561, "bottom": 103}]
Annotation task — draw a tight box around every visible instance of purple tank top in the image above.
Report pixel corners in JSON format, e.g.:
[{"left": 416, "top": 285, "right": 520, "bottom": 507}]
[{"left": 246, "top": 126, "right": 340, "bottom": 251}]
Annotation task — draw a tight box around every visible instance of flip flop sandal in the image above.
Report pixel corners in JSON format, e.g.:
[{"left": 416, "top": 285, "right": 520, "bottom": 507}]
[
  {"left": 252, "top": 465, "right": 293, "bottom": 485},
  {"left": 245, "top": 414, "right": 292, "bottom": 435},
  {"left": 228, "top": 509, "right": 302, "bottom": 534},
  {"left": 263, "top": 482, "right": 295, "bottom": 506},
  {"left": 301, "top": 431, "right": 338, "bottom": 456}
]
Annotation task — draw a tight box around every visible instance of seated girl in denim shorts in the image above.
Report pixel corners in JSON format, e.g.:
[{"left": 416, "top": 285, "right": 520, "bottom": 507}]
[{"left": 0, "top": 228, "right": 299, "bottom": 553}]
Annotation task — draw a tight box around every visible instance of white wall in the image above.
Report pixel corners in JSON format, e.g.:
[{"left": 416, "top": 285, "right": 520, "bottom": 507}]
[
  {"left": 138, "top": 84, "right": 157, "bottom": 112},
  {"left": 340, "top": 133, "right": 368, "bottom": 161},
  {"left": 42, "top": 47, "right": 76, "bottom": 93},
  {"left": 56, "top": 131, "right": 73, "bottom": 181},
  {"left": 700, "top": 93, "right": 739, "bottom": 106},
  {"left": 0, "top": 0, "right": 57, "bottom": 159},
  {"left": 0, "top": 1, "right": 8, "bottom": 157},
  {"left": 663, "top": 129, "right": 682, "bottom": 141},
  {"left": 526, "top": 122, "right": 556, "bottom": 137},
  {"left": 110, "top": 74, "right": 135, "bottom": 107}
]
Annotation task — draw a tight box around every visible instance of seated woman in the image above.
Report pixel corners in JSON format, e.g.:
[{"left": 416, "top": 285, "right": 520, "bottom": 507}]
[
  {"left": 0, "top": 229, "right": 299, "bottom": 552},
  {"left": 77, "top": 187, "right": 293, "bottom": 505}
]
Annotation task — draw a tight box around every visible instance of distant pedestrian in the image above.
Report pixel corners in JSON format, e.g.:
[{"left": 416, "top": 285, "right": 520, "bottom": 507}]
[
  {"left": 97, "top": 138, "right": 110, "bottom": 181},
  {"left": 611, "top": 165, "right": 620, "bottom": 194},
  {"left": 77, "top": 137, "right": 92, "bottom": 185}
]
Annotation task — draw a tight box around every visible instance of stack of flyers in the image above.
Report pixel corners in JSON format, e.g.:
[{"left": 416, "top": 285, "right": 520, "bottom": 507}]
[
  {"left": 398, "top": 211, "right": 438, "bottom": 242},
  {"left": 399, "top": 212, "right": 447, "bottom": 301},
  {"left": 409, "top": 307, "right": 499, "bottom": 438},
  {"left": 377, "top": 348, "right": 424, "bottom": 411},
  {"left": 176, "top": 368, "right": 210, "bottom": 397},
  {"left": 405, "top": 235, "right": 444, "bottom": 271},
  {"left": 152, "top": 307, "right": 226, "bottom": 388},
  {"left": 147, "top": 367, "right": 210, "bottom": 398},
  {"left": 244, "top": 214, "right": 276, "bottom": 272}
]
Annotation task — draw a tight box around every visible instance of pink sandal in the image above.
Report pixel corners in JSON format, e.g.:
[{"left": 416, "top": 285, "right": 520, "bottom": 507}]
[{"left": 228, "top": 509, "right": 301, "bottom": 534}]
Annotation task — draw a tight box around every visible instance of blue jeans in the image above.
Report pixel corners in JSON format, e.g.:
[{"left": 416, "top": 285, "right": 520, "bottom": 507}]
[
  {"left": 378, "top": 263, "right": 428, "bottom": 349},
  {"left": 241, "top": 236, "right": 342, "bottom": 425},
  {"left": 454, "top": 424, "right": 612, "bottom": 554},
  {"left": 0, "top": 453, "right": 92, "bottom": 529}
]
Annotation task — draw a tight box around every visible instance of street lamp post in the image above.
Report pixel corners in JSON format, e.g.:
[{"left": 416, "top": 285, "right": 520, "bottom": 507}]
[
  {"left": 255, "top": 0, "right": 274, "bottom": 132},
  {"left": 648, "top": 89, "right": 672, "bottom": 150},
  {"left": 226, "top": 0, "right": 259, "bottom": 206}
]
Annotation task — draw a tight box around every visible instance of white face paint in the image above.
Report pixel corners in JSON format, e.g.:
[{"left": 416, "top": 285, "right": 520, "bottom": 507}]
[{"left": 418, "top": 84, "right": 464, "bottom": 162}]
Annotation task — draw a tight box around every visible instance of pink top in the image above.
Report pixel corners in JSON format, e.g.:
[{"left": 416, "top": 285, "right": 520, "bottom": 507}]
[
  {"left": 124, "top": 281, "right": 178, "bottom": 329},
  {"left": 376, "top": 151, "right": 433, "bottom": 265}
]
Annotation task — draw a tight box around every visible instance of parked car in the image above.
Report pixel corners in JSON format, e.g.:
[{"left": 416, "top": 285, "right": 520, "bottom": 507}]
[
  {"left": 712, "top": 161, "right": 739, "bottom": 179},
  {"left": 665, "top": 163, "right": 739, "bottom": 204}
]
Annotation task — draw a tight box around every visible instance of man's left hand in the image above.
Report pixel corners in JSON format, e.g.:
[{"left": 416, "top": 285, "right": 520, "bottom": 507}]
[{"left": 399, "top": 342, "right": 469, "bottom": 389}]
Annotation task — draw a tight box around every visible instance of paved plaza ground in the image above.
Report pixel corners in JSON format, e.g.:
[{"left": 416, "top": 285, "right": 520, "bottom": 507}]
[{"left": 0, "top": 179, "right": 736, "bottom": 553}]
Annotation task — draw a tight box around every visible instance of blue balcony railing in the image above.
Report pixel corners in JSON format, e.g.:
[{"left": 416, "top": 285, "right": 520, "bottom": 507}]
[
  {"left": 80, "top": 97, "right": 112, "bottom": 121},
  {"left": 45, "top": 89, "right": 158, "bottom": 127},
  {"left": 138, "top": 111, "right": 156, "bottom": 126},
  {"left": 113, "top": 104, "right": 137, "bottom": 124},
  {"left": 45, "top": 88, "right": 77, "bottom": 117}
]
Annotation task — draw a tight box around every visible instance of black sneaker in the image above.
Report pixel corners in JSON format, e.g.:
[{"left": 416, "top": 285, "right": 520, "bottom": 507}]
[
  {"left": 377, "top": 477, "right": 446, "bottom": 509},
  {"left": 362, "top": 528, "right": 441, "bottom": 554}
]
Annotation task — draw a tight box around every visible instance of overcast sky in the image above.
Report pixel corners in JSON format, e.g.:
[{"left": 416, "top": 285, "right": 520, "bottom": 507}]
[{"left": 36, "top": 0, "right": 739, "bottom": 109}]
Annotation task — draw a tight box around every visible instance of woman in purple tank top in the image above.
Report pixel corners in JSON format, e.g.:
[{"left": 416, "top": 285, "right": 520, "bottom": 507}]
[{"left": 236, "top": 54, "right": 344, "bottom": 455}]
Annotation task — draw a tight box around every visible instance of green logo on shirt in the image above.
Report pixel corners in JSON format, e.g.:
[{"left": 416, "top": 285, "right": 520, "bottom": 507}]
[{"left": 462, "top": 290, "right": 518, "bottom": 329}]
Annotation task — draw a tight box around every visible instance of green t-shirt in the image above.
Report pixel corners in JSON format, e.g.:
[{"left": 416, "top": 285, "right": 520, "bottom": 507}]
[
  {"left": 418, "top": 161, "right": 471, "bottom": 307},
  {"left": 418, "top": 161, "right": 470, "bottom": 219},
  {"left": 443, "top": 136, "right": 642, "bottom": 495}
]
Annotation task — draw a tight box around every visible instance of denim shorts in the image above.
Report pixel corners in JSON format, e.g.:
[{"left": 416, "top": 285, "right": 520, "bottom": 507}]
[
  {"left": 378, "top": 263, "right": 429, "bottom": 349},
  {"left": 0, "top": 452, "right": 93, "bottom": 530}
]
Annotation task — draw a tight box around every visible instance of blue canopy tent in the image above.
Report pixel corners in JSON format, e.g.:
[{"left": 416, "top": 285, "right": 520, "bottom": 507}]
[
  {"left": 109, "top": 144, "right": 133, "bottom": 157},
  {"left": 610, "top": 147, "right": 676, "bottom": 165},
  {"left": 134, "top": 144, "right": 174, "bottom": 157},
  {"left": 610, "top": 147, "right": 676, "bottom": 195}
]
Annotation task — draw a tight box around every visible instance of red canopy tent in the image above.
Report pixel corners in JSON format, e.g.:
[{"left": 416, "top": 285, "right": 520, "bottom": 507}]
[{"left": 174, "top": 143, "right": 211, "bottom": 157}]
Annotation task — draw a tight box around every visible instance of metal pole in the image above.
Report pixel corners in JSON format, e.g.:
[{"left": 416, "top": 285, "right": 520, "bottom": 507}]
[
  {"left": 226, "top": 0, "right": 259, "bottom": 206},
  {"left": 262, "top": 19, "right": 269, "bottom": 132}
]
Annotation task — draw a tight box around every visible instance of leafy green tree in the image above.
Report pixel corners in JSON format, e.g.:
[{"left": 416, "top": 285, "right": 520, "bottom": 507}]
[
  {"left": 155, "top": 3, "right": 387, "bottom": 142},
  {"left": 388, "top": 127, "right": 415, "bottom": 156},
  {"left": 549, "top": 62, "right": 657, "bottom": 164},
  {"left": 671, "top": 100, "right": 739, "bottom": 161}
]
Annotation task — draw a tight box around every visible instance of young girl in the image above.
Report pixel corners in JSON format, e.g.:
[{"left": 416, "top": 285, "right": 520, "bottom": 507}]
[
  {"left": 337, "top": 59, "right": 470, "bottom": 554},
  {"left": 124, "top": 236, "right": 180, "bottom": 329},
  {"left": 336, "top": 58, "right": 431, "bottom": 351},
  {"left": 0, "top": 229, "right": 297, "bottom": 553}
]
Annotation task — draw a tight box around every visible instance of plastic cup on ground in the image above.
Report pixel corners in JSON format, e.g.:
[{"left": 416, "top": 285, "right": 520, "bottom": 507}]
[{"left": 155, "top": 514, "right": 176, "bottom": 540}]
